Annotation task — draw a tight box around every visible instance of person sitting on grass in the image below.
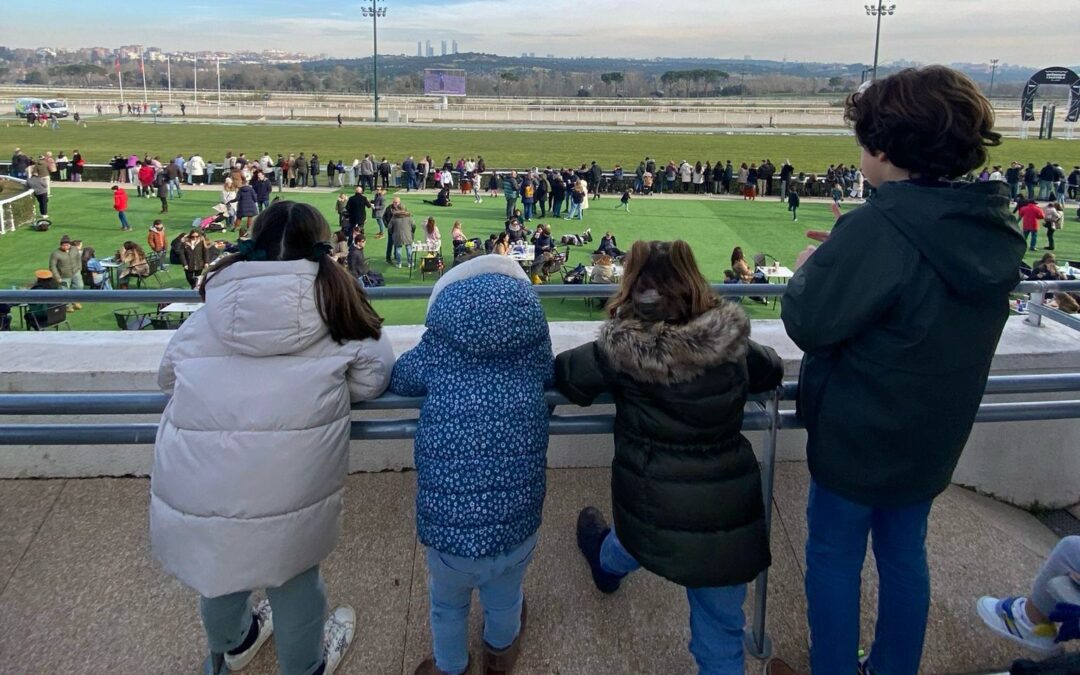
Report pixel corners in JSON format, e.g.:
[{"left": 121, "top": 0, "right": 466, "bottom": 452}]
[
  {"left": 595, "top": 231, "right": 624, "bottom": 259},
  {"left": 425, "top": 186, "right": 453, "bottom": 208}
]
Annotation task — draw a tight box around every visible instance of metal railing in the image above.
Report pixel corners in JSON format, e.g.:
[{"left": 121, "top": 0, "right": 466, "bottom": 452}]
[
  {"left": 5, "top": 278, "right": 1080, "bottom": 659},
  {"left": 5, "top": 373, "right": 1080, "bottom": 658},
  {"left": 4, "top": 279, "right": 1080, "bottom": 306}
]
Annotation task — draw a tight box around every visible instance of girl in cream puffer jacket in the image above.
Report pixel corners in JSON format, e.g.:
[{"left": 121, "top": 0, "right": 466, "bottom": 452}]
[{"left": 151, "top": 201, "right": 395, "bottom": 675}]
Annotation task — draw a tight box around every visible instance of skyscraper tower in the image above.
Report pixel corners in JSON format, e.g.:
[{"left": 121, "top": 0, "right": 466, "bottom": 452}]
[
  {"left": 417, "top": 41, "right": 422, "bottom": 57},
  {"left": 452, "top": 40, "right": 459, "bottom": 54},
  {"left": 425, "top": 40, "right": 433, "bottom": 57},
  {"left": 441, "top": 40, "right": 447, "bottom": 56}
]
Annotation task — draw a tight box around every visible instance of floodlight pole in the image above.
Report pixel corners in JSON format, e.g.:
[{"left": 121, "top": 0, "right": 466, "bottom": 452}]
[
  {"left": 989, "top": 58, "right": 1000, "bottom": 99},
  {"left": 865, "top": 2, "right": 896, "bottom": 81},
  {"left": 362, "top": 1, "right": 386, "bottom": 123}
]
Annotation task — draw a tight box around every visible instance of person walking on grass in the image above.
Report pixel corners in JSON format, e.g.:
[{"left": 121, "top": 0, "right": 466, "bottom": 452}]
[
  {"left": 615, "top": 189, "right": 631, "bottom": 213},
  {"left": 112, "top": 185, "right": 131, "bottom": 231},
  {"left": 787, "top": 190, "right": 800, "bottom": 221},
  {"left": 557, "top": 240, "right": 783, "bottom": 675},
  {"left": 766, "top": 66, "right": 1025, "bottom": 675},
  {"left": 151, "top": 202, "right": 395, "bottom": 675}
]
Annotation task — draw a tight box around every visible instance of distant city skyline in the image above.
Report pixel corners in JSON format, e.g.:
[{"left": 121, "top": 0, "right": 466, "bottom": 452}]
[{"left": 4, "top": 0, "right": 1078, "bottom": 68}]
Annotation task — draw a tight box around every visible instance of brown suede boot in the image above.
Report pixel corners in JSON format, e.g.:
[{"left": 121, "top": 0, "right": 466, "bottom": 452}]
[
  {"left": 482, "top": 599, "right": 527, "bottom": 674},
  {"left": 764, "top": 657, "right": 802, "bottom": 675},
  {"left": 413, "top": 656, "right": 470, "bottom": 675}
]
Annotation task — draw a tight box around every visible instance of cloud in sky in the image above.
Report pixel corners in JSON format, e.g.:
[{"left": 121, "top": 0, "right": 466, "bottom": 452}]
[{"left": 4, "top": 0, "right": 1077, "bottom": 67}]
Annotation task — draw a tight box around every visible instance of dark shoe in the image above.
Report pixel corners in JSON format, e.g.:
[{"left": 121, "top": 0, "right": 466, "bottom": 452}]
[
  {"left": 764, "top": 657, "right": 801, "bottom": 675},
  {"left": 413, "top": 656, "right": 470, "bottom": 675},
  {"left": 576, "top": 507, "right": 624, "bottom": 594},
  {"left": 482, "top": 599, "right": 527, "bottom": 674}
]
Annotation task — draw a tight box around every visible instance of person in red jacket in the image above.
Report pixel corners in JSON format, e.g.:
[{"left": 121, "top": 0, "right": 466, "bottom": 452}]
[
  {"left": 112, "top": 185, "right": 130, "bottom": 231},
  {"left": 1017, "top": 198, "right": 1044, "bottom": 251},
  {"left": 137, "top": 162, "right": 156, "bottom": 199}
]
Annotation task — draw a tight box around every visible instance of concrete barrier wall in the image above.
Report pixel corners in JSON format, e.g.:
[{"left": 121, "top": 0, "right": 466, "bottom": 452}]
[{"left": 2, "top": 317, "right": 1080, "bottom": 508}]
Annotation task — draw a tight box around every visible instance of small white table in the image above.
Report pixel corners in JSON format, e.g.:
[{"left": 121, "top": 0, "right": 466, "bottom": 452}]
[
  {"left": 98, "top": 260, "right": 123, "bottom": 288},
  {"left": 509, "top": 250, "right": 535, "bottom": 264},
  {"left": 757, "top": 266, "right": 795, "bottom": 281},
  {"left": 161, "top": 303, "right": 204, "bottom": 314}
]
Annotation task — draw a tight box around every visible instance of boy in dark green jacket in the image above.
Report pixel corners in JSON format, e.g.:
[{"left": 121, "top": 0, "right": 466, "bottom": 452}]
[{"left": 769, "top": 67, "right": 1026, "bottom": 675}]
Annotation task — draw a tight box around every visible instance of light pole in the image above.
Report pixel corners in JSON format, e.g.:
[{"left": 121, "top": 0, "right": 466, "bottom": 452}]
[
  {"left": 989, "top": 58, "right": 1000, "bottom": 99},
  {"left": 864, "top": 2, "right": 896, "bottom": 81},
  {"left": 361, "top": 0, "right": 387, "bottom": 122}
]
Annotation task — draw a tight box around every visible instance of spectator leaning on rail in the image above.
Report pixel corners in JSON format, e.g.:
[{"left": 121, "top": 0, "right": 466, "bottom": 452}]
[
  {"left": 767, "top": 67, "right": 1026, "bottom": 675},
  {"left": 556, "top": 240, "right": 783, "bottom": 675},
  {"left": 150, "top": 201, "right": 395, "bottom": 675},
  {"left": 389, "top": 255, "right": 553, "bottom": 675}
]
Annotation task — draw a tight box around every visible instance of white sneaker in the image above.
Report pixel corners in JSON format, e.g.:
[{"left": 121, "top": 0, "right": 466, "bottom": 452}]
[
  {"left": 224, "top": 599, "right": 274, "bottom": 670},
  {"left": 976, "top": 596, "right": 1061, "bottom": 656},
  {"left": 322, "top": 605, "right": 357, "bottom": 675}
]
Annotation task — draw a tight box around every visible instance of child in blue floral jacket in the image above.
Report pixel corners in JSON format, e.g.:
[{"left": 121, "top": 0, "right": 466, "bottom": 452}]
[{"left": 391, "top": 255, "right": 554, "bottom": 675}]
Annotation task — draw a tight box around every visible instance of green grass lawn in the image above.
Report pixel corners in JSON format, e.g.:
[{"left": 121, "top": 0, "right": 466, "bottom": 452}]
[
  {"left": 3, "top": 187, "right": 1075, "bottom": 330},
  {"left": 1, "top": 119, "right": 1078, "bottom": 171}
]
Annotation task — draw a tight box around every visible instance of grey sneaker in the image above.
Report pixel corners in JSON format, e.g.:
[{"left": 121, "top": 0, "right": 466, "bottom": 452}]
[
  {"left": 322, "top": 605, "right": 357, "bottom": 675},
  {"left": 224, "top": 599, "right": 274, "bottom": 671}
]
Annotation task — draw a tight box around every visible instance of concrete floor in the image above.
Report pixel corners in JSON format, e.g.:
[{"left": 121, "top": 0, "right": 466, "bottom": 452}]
[{"left": 0, "top": 464, "right": 1068, "bottom": 674}]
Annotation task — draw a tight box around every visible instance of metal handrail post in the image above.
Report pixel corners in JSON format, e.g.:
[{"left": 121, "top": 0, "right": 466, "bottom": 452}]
[
  {"left": 1025, "top": 291, "right": 1046, "bottom": 327},
  {"left": 746, "top": 386, "right": 782, "bottom": 659}
]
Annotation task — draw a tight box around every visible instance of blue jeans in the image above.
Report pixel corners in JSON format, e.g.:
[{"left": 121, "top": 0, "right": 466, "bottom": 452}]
[
  {"left": 117, "top": 211, "right": 129, "bottom": 229},
  {"left": 505, "top": 197, "right": 517, "bottom": 220},
  {"left": 1025, "top": 230, "right": 1038, "bottom": 250},
  {"left": 393, "top": 245, "right": 413, "bottom": 267},
  {"left": 1039, "top": 180, "right": 1052, "bottom": 200},
  {"left": 200, "top": 566, "right": 325, "bottom": 675},
  {"left": 600, "top": 530, "right": 747, "bottom": 675},
  {"left": 565, "top": 203, "right": 583, "bottom": 220},
  {"left": 427, "top": 534, "right": 537, "bottom": 675},
  {"left": 806, "top": 480, "right": 932, "bottom": 675},
  {"left": 523, "top": 201, "right": 534, "bottom": 221}
]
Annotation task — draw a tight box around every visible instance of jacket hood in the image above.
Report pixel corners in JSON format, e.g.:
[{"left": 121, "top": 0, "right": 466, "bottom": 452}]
[
  {"left": 869, "top": 180, "right": 1026, "bottom": 300},
  {"left": 598, "top": 301, "right": 749, "bottom": 385},
  {"left": 203, "top": 259, "right": 328, "bottom": 357},
  {"left": 425, "top": 256, "right": 543, "bottom": 358}
]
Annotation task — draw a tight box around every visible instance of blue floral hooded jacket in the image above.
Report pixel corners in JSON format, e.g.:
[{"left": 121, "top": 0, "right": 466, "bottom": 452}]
[{"left": 391, "top": 260, "right": 553, "bottom": 558}]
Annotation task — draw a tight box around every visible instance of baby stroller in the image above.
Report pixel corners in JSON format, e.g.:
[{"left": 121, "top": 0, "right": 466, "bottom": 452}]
[{"left": 194, "top": 204, "right": 228, "bottom": 233}]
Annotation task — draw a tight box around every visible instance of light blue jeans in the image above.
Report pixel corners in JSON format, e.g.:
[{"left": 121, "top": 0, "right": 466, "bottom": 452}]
[
  {"left": 600, "top": 529, "right": 747, "bottom": 675},
  {"left": 426, "top": 534, "right": 537, "bottom": 675},
  {"left": 806, "top": 480, "right": 933, "bottom": 675},
  {"left": 200, "top": 565, "right": 326, "bottom": 675}
]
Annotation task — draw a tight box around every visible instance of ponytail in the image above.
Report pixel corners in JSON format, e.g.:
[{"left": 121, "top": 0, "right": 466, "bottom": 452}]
[{"left": 314, "top": 254, "right": 383, "bottom": 344}]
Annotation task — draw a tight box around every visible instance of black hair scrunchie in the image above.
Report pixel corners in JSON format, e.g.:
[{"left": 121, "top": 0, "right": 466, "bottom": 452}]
[
  {"left": 310, "top": 241, "right": 334, "bottom": 262},
  {"left": 236, "top": 239, "right": 267, "bottom": 261}
]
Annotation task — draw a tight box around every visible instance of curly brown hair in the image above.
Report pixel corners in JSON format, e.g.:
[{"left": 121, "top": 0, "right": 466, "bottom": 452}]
[{"left": 844, "top": 66, "right": 1001, "bottom": 179}]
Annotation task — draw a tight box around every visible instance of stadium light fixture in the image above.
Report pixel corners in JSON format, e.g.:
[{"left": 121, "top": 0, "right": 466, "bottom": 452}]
[
  {"left": 360, "top": 1, "right": 388, "bottom": 122},
  {"left": 864, "top": 2, "right": 897, "bottom": 81}
]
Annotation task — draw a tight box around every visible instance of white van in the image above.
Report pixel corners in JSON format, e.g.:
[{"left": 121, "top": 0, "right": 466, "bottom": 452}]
[{"left": 14, "top": 97, "right": 69, "bottom": 118}]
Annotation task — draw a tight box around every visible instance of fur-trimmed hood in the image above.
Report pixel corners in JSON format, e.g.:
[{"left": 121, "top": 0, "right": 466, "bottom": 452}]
[{"left": 598, "top": 301, "right": 749, "bottom": 385}]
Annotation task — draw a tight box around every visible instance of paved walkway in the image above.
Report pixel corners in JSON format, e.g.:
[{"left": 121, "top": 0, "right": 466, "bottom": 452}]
[{"left": 0, "top": 463, "right": 1066, "bottom": 674}]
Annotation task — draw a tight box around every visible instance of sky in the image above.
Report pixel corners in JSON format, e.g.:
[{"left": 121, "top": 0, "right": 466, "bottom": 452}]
[{"left": 3, "top": 0, "right": 1076, "bottom": 68}]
